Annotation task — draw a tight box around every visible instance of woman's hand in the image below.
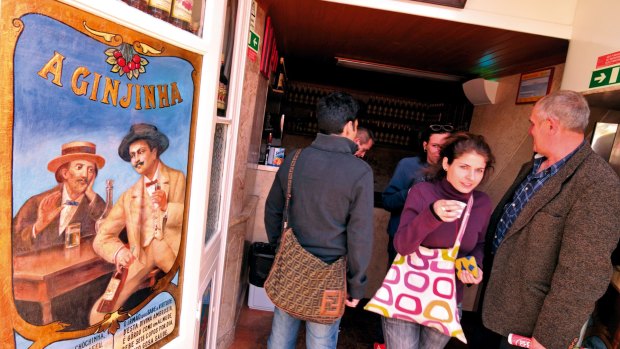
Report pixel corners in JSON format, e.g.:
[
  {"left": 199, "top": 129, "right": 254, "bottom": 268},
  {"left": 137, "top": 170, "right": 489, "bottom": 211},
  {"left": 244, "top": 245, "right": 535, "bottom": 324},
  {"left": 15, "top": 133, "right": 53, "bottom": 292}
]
[
  {"left": 458, "top": 269, "right": 483, "bottom": 285},
  {"left": 433, "top": 199, "right": 467, "bottom": 222}
]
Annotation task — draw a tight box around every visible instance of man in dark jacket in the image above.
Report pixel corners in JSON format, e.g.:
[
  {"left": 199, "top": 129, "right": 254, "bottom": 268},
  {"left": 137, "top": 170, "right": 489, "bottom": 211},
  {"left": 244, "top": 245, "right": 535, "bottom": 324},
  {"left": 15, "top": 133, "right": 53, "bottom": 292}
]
[
  {"left": 264, "top": 92, "right": 374, "bottom": 349},
  {"left": 482, "top": 90, "right": 620, "bottom": 349},
  {"left": 381, "top": 125, "right": 451, "bottom": 264}
]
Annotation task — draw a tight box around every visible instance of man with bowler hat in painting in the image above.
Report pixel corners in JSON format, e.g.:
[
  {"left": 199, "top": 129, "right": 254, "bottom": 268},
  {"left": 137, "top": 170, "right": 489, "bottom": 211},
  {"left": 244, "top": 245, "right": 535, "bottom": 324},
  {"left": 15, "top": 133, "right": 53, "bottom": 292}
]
[
  {"left": 90, "top": 123, "right": 186, "bottom": 324},
  {"left": 13, "top": 141, "right": 107, "bottom": 255}
]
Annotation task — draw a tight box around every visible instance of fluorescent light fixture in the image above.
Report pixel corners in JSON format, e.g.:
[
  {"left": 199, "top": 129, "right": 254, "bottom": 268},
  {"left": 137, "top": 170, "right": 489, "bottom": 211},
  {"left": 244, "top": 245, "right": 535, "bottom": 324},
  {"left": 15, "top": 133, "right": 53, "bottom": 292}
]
[{"left": 335, "top": 57, "right": 463, "bottom": 82}]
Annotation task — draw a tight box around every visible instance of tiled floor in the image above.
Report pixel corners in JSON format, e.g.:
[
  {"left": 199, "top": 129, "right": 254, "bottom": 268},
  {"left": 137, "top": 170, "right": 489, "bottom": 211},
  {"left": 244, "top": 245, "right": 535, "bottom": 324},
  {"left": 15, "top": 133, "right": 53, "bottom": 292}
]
[
  {"left": 230, "top": 303, "right": 380, "bottom": 349},
  {"left": 230, "top": 296, "right": 470, "bottom": 349},
  {"left": 230, "top": 303, "right": 274, "bottom": 348},
  {"left": 230, "top": 284, "right": 620, "bottom": 349}
]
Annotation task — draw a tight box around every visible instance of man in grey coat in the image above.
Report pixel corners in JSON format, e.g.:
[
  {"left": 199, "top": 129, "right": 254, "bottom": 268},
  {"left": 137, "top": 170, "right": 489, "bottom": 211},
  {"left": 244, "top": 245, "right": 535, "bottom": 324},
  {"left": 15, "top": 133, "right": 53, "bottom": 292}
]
[
  {"left": 482, "top": 90, "right": 620, "bottom": 349},
  {"left": 264, "top": 92, "right": 374, "bottom": 349}
]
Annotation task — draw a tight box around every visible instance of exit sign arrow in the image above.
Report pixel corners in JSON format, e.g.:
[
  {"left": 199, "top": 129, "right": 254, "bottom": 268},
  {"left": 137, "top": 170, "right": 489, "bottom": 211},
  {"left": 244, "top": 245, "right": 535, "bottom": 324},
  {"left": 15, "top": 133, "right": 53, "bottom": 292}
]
[
  {"left": 248, "top": 30, "right": 260, "bottom": 53},
  {"left": 594, "top": 72, "right": 606, "bottom": 84},
  {"left": 590, "top": 65, "right": 620, "bottom": 88}
]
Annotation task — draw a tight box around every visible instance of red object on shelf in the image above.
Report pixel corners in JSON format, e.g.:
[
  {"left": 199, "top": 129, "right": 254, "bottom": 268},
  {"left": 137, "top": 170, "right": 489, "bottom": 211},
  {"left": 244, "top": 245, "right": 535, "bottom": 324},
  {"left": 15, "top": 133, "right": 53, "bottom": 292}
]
[{"left": 260, "top": 16, "right": 272, "bottom": 77}]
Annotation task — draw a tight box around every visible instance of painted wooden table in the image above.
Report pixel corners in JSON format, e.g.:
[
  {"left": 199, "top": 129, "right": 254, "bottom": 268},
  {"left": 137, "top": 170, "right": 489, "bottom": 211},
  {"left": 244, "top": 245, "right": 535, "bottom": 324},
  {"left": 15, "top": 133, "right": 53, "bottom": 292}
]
[{"left": 12, "top": 237, "right": 114, "bottom": 324}]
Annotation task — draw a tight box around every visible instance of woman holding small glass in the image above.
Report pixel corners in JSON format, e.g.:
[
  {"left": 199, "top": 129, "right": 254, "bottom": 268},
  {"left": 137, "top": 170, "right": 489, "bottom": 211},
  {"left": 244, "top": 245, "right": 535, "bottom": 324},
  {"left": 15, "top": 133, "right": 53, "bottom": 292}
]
[{"left": 383, "top": 132, "right": 496, "bottom": 349}]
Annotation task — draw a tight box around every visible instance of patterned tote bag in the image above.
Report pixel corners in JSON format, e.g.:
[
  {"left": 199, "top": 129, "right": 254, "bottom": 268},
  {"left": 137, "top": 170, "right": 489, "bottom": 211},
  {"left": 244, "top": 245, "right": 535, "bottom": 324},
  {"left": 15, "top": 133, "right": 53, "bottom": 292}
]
[{"left": 364, "top": 195, "right": 473, "bottom": 343}]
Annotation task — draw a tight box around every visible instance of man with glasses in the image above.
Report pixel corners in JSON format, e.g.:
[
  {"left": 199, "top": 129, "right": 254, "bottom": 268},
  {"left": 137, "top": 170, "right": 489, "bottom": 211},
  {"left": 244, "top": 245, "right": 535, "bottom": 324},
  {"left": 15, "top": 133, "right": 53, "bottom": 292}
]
[{"left": 381, "top": 124, "right": 453, "bottom": 263}]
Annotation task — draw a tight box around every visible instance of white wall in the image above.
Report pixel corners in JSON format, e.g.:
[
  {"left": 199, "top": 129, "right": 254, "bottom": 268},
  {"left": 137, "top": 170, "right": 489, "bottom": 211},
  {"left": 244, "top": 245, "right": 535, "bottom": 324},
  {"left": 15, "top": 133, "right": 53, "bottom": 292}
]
[
  {"left": 465, "top": 0, "right": 576, "bottom": 26},
  {"left": 561, "top": 0, "right": 620, "bottom": 92},
  {"left": 324, "top": 0, "right": 576, "bottom": 38}
]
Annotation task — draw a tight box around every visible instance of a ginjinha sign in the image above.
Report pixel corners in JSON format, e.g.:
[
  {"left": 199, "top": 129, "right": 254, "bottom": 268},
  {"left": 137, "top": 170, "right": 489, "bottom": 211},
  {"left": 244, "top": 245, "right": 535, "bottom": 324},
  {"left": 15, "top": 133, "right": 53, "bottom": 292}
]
[{"left": 1, "top": 1, "right": 202, "bottom": 348}]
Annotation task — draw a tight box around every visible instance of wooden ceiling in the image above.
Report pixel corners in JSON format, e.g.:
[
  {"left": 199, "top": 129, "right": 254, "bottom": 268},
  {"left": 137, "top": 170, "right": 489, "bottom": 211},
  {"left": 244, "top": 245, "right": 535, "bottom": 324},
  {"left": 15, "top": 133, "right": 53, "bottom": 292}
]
[{"left": 257, "top": 0, "right": 569, "bottom": 84}]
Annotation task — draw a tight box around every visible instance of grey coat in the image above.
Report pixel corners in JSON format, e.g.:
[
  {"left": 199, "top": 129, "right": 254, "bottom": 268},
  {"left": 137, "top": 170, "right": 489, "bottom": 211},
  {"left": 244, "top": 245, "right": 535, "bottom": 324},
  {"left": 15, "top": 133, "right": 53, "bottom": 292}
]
[
  {"left": 482, "top": 144, "right": 620, "bottom": 349},
  {"left": 265, "top": 133, "right": 374, "bottom": 299}
]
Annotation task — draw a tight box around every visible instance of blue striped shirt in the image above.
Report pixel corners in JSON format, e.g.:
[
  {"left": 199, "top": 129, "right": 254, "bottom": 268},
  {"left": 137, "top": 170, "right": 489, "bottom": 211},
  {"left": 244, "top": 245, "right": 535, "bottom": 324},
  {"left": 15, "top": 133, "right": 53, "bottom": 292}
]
[{"left": 492, "top": 143, "right": 583, "bottom": 253}]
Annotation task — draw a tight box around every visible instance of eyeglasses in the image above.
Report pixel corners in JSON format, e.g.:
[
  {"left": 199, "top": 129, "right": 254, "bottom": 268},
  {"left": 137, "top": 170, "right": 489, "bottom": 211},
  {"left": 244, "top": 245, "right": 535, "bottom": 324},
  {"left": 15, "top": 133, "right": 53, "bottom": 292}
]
[{"left": 429, "top": 124, "right": 454, "bottom": 132}]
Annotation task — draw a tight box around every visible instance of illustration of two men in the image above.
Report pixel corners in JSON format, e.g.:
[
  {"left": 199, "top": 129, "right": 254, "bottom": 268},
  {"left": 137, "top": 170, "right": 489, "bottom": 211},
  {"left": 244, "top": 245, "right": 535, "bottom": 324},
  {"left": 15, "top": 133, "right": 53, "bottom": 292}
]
[{"left": 12, "top": 123, "right": 185, "bottom": 326}]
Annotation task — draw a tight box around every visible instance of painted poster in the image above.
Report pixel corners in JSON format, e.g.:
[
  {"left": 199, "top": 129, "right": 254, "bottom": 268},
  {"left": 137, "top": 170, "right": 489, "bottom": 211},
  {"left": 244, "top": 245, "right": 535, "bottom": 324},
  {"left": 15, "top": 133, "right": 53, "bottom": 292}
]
[{"left": 1, "top": 1, "right": 201, "bottom": 348}]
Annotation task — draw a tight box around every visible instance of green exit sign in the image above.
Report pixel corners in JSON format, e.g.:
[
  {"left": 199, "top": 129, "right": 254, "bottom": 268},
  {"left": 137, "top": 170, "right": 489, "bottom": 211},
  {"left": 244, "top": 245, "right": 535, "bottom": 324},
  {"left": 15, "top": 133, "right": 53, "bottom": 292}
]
[
  {"left": 589, "top": 65, "right": 620, "bottom": 88},
  {"left": 248, "top": 30, "right": 260, "bottom": 52}
]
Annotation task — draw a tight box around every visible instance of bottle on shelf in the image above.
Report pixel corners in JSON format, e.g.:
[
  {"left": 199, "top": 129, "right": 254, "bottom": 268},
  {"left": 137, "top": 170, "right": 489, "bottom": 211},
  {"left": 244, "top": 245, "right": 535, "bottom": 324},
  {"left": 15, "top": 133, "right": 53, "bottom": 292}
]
[
  {"left": 97, "top": 266, "right": 128, "bottom": 313},
  {"left": 260, "top": 113, "right": 272, "bottom": 164},
  {"left": 279, "top": 114, "right": 285, "bottom": 141},
  {"left": 170, "top": 0, "right": 193, "bottom": 32},
  {"left": 263, "top": 132, "right": 273, "bottom": 165},
  {"left": 217, "top": 54, "right": 228, "bottom": 117},
  {"left": 122, "top": 0, "right": 148, "bottom": 12},
  {"left": 272, "top": 57, "right": 286, "bottom": 92},
  {"left": 95, "top": 179, "right": 114, "bottom": 233},
  {"left": 147, "top": 0, "right": 172, "bottom": 22}
]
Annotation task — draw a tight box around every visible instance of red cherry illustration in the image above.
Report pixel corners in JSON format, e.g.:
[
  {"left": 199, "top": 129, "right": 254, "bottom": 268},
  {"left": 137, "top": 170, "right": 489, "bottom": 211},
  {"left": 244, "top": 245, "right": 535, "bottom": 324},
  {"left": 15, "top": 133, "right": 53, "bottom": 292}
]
[
  {"left": 123, "top": 65, "right": 130, "bottom": 73},
  {"left": 132, "top": 54, "right": 141, "bottom": 64},
  {"left": 117, "top": 57, "right": 127, "bottom": 67},
  {"left": 113, "top": 50, "right": 122, "bottom": 59}
]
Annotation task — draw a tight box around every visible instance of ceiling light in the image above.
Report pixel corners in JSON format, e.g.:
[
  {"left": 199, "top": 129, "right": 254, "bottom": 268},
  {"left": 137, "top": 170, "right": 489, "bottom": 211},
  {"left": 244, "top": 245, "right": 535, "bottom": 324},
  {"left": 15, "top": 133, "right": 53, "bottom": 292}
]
[{"left": 335, "top": 57, "right": 463, "bottom": 82}]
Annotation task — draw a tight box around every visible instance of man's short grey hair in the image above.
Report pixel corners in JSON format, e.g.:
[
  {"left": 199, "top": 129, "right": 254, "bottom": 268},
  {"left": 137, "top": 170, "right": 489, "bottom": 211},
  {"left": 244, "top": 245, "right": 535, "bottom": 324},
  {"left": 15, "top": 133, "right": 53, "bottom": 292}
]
[{"left": 535, "top": 90, "right": 590, "bottom": 132}]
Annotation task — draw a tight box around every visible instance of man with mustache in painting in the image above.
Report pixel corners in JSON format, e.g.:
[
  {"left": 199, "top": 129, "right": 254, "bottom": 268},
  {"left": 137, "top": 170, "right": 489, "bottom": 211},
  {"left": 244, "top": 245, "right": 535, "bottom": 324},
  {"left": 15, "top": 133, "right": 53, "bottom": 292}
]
[
  {"left": 13, "top": 141, "right": 107, "bottom": 255},
  {"left": 90, "top": 123, "right": 185, "bottom": 324}
]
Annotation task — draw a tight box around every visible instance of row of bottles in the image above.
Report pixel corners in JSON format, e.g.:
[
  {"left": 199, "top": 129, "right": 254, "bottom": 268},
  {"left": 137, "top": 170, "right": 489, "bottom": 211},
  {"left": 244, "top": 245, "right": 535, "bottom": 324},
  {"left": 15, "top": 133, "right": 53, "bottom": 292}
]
[
  {"left": 280, "top": 82, "right": 470, "bottom": 147},
  {"left": 373, "top": 130, "right": 414, "bottom": 146},
  {"left": 283, "top": 112, "right": 423, "bottom": 147},
  {"left": 121, "top": 0, "right": 196, "bottom": 33},
  {"left": 286, "top": 84, "right": 331, "bottom": 106},
  {"left": 367, "top": 97, "right": 445, "bottom": 123},
  {"left": 285, "top": 84, "right": 446, "bottom": 124}
]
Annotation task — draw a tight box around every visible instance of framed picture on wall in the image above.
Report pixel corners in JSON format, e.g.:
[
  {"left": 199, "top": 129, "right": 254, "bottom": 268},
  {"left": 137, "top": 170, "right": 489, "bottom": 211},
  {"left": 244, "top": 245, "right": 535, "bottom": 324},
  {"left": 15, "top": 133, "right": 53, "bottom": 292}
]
[
  {"left": 516, "top": 67, "right": 555, "bottom": 104},
  {"left": 2, "top": 1, "right": 200, "bottom": 348}
]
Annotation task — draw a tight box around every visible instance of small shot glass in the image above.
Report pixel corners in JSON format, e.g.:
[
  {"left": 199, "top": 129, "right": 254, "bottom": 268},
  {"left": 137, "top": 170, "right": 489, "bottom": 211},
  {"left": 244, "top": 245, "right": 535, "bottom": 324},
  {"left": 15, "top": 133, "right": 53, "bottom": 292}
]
[{"left": 65, "top": 222, "right": 81, "bottom": 248}]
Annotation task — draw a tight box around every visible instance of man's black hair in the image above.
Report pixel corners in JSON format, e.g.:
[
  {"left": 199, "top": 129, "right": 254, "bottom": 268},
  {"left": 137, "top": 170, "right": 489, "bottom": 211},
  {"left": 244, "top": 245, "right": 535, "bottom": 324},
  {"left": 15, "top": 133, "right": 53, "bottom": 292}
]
[{"left": 316, "top": 92, "right": 359, "bottom": 135}]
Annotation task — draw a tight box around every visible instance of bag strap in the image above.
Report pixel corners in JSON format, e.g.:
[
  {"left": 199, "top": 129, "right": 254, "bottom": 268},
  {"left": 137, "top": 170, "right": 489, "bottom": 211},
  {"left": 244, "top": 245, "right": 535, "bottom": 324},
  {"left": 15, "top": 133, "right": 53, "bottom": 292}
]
[
  {"left": 453, "top": 194, "right": 474, "bottom": 249},
  {"left": 282, "top": 149, "right": 303, "bottom": 230}
]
